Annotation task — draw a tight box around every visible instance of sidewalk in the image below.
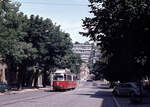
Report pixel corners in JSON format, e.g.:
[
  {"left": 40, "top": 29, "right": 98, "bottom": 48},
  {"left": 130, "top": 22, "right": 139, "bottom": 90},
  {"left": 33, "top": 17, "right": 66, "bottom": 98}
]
[
  {"left": 0, "top": 86, "right": 52, "bottom": 96},
  {"left": 114, "top": 90, "right": 150, "bottom": 107}
]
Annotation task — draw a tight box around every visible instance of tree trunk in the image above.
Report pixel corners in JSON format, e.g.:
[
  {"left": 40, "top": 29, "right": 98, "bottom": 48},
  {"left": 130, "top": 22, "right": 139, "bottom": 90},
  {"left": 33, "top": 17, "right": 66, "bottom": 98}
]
[{"left": 17, "top": 70, "right": 23, "bottom": 90}]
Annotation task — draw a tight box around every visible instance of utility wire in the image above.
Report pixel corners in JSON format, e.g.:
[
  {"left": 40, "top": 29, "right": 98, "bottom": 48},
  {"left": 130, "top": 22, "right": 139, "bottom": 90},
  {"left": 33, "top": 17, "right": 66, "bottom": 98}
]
[{"left": 20, "top": 1, "right": 88, "bottom": 7}]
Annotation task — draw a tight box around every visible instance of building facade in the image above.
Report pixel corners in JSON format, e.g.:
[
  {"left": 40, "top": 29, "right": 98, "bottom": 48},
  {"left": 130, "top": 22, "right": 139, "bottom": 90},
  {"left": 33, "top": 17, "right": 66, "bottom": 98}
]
[
  {"left": 72, "top": 42, "right": 100, "bottom": 80},
  {"left": 72, "top": 43, "right": 100, "bottom": 64},
  {"left": 79, "top": 63, "right": 90, "bottom": 80},
  {"left": 72, "top": 43, "right": 92, "bottom": 64}
]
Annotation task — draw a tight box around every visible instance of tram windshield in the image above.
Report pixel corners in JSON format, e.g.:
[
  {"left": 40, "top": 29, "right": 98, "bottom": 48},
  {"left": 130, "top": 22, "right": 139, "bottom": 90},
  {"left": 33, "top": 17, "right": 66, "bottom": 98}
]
[{"left": 54, "top": 75, "right": 64, "bottom": 81}]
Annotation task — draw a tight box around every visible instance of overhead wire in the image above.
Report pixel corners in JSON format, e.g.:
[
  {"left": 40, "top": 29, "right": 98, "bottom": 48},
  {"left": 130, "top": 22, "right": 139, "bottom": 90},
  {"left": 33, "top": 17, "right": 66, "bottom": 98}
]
[{"left": 19, "top": 1, "right": 88, "bottom": 7}]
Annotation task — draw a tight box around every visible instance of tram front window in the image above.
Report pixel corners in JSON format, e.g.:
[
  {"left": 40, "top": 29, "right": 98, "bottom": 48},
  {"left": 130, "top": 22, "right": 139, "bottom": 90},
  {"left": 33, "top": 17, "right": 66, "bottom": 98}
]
[{"left": 54, "top": 75, "right": 64, "bottom": 81}]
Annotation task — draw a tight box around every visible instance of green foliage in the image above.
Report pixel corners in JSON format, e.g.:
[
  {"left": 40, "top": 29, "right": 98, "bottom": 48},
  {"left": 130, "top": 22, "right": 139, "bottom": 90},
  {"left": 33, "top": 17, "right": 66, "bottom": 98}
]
[
  {"left": 82, "top": 0, "right": 150, "bottom": 81},
  {"left": 70, "top": 53, "right": 82, "bottom": 74},
  {"left": 0, "top": 0, "right": 82, "bottom": 88},
  {"left": 92, "top": 60, "right": 106, "bottom": 80},
  {"left": 23, "top": 15, "right": 76, "bottom": 70},
  {"left": 0, "top": 0, "right": 82, "bottom": 74},
  {"left": 0, "top": 0, "right": 37, "bottom": 65},
  {"left": 74, "top": 41, "right": 80, "bottom": 44}
]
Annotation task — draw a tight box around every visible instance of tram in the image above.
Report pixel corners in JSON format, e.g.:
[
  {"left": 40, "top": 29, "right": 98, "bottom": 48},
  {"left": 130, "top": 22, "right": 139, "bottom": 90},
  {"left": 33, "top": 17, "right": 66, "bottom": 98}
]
[{"left": 53, "top": 69, "right": 77, "bottom": 90}]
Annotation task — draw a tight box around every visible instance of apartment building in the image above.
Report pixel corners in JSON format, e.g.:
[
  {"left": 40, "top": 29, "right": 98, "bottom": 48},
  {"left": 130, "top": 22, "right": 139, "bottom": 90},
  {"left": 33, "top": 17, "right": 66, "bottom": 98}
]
[{"left": 72, "top": 43, "right": 92, "bottom": 64}]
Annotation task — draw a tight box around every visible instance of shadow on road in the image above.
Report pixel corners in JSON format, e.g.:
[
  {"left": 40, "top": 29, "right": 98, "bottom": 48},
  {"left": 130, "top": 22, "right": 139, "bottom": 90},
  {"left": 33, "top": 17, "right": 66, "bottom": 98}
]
[
  {"left": 92, "top": 86, "right": 110, "bottom": 89},
  {"left": 92, "top": 83, "right": 110, "bottom": 89},
  {"left": 44, "top": 89, "right": 68, "bottom": 92},
  {"left": 44, "top": 90, "right": 56, "bottom": 92},
  {"left": 76, "top": 85, "right": 116, "bottom": 107}
]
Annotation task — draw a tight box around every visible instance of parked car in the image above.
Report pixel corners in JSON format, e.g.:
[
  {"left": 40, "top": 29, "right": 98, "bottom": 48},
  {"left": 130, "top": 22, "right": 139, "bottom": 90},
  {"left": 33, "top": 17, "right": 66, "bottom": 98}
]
[
  {"left": 87, "top": 79, "right": 93, "bottom": 82},
  {"left": 0, "top": 83, "right": 11, "bottom": 92},
  {"left": 112, "top": 82, "right": 140, "bottom": 96}
]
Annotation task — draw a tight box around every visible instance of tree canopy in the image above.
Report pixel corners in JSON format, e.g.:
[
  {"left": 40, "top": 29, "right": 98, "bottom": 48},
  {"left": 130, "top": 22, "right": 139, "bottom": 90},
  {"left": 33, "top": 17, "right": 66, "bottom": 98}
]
[
  {"left": 0, "top": 0, "right": 82, "bottom": 87},
  {"left": 82, "top": 0, "right": 150, "bottom": 81}
]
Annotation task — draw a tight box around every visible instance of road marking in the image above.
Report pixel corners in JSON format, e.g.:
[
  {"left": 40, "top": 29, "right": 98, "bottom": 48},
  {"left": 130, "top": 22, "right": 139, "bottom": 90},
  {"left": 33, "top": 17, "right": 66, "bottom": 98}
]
[{"left": 112, "top": 96, "right": 121, "bottom": 107}]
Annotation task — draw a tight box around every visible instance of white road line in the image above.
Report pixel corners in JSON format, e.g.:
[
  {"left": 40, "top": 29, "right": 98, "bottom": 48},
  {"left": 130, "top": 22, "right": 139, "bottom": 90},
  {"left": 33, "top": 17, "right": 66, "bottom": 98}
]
[{"left": 112, "top": 96, "right": 121, "bottom": 107}]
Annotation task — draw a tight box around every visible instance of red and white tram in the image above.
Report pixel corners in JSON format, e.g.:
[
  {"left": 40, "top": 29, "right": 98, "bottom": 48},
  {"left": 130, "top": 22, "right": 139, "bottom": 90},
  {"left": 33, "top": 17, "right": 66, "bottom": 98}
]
[{"left": 53, "top": 69, "right": 77, "bottom": 90}]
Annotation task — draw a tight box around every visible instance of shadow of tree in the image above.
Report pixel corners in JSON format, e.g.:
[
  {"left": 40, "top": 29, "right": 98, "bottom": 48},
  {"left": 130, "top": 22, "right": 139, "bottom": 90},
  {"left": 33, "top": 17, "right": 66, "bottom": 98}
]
[{"left": 76, "top": 85, "right": 116, "bottom": 107}]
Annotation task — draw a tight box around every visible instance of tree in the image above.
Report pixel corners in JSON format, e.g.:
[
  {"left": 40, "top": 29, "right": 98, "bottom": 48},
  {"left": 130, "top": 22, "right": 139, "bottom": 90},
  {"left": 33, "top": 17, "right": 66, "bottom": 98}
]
[
  {"left": 21, "top": 15, "right": 76, "bottom": 86},
  {"left": 22, "top": 14, "right": 82, "bottom": 86},
  {"left": 0, "top": 1, "right": 37, "bottom": 69},
  {"left": 23, "top": 15, "right": 76, "bottom": 69},
  {"left": 70, "top": 53, "right": 82, "bottom": 74},
  {"left": 82, "top": 0, "right": 150, "bottom": 81},
  {"left": 74, "top": 41, "right": 80, "bottom": 44},
  {"left": 84, "top": 41, "right": 90, "bottom": 45},
  {"left": 0, "top": 0, "right": 38, "bottom": 88},
  {"left": 0, "top": 0, "right": 82, "bottom": 88}
]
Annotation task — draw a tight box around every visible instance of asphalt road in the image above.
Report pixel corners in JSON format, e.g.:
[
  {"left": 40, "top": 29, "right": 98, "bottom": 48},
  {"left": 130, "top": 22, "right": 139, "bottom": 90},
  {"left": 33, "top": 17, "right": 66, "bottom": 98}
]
[{"left": 0, "top": 81, "right": 116, "bottom": 107}]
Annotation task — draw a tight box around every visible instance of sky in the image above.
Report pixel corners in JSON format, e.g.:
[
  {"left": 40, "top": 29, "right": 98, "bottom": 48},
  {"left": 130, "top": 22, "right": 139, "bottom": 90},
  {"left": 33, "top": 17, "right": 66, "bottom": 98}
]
[{"left": 13, "top": 0, "right": 91, "bottom": 43}]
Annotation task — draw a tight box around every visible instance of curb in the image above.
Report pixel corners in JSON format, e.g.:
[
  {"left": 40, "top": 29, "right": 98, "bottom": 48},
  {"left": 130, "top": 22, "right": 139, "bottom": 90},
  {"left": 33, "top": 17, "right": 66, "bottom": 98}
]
[
  {"left": 0, "top": 93, "right": 4, "bottom": 96},
  {"left": 113, "top": 96, "right": 121, "bottom": 107}
]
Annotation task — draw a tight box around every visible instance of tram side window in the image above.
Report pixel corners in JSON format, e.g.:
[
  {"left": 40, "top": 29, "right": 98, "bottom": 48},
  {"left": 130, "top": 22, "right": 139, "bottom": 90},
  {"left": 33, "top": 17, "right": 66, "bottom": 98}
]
[
  {"left": 54, "top": 75, "right": 64, "bottom": 81},
  {"left": 73, "top": 76, "right": 77, "bottom": 81},
  {"left": 64, "top": 74, "right": 67, "bottom": 80},
  {"left": 67, "top": 75, "right": 72, "bottom": 81}
]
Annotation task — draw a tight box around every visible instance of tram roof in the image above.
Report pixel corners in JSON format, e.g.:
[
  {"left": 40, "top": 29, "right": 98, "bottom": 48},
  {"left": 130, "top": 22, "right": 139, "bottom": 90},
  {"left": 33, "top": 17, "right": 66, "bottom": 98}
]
[
  {"left": 55, "top": 69, "right": 71, "bottom": 74},
  {"left": 55, "top": 69, "right": 66, "bottom": 74}
]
